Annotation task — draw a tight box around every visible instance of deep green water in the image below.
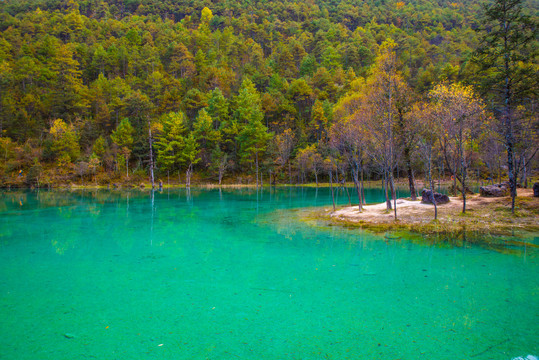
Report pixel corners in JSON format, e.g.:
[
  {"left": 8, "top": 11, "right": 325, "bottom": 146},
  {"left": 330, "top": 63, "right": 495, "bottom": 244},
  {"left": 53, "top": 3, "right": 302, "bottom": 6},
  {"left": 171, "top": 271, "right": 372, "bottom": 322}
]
[{"left": 0, "top": 187, "right": 537, "bottom": 360}]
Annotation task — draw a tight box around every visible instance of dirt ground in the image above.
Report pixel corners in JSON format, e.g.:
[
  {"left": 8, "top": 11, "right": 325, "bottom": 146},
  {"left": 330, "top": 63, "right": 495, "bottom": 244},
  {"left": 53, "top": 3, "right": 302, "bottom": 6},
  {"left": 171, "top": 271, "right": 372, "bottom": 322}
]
[{"left": 328, "top": 189, "right": 539, "bottom": 233}]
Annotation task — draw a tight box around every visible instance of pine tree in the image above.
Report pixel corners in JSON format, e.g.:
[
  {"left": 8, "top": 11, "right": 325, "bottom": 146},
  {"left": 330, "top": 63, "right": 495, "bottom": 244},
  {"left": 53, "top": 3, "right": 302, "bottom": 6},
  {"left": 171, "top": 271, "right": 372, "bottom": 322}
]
[
  {"left": 155, "top": 112, "right": 187, "bottom": 176},
  {"left": 111, "top": 118, "right": 134, "bottom": 178},
  {"left": 237, "top": 117, "right": 273, "bottom": 187},
  {"left": 474, "top": 0, "right": 538, "bottom": 212}
]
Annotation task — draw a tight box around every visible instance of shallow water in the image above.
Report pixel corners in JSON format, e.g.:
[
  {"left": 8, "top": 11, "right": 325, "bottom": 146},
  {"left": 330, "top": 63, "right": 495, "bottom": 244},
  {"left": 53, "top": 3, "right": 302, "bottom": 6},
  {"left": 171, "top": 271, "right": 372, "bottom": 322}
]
[{"left": 0, "top": 187, "right": 537, "bottom": 360}]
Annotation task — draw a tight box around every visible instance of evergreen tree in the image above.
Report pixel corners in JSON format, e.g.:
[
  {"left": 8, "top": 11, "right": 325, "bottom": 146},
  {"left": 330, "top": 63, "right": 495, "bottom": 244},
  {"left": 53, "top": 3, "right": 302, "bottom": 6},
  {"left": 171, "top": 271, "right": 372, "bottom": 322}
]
[
  {"left": 474, "top": 0, "right": 538, "bottom": 213},
  {"left": 237, "top": 116, "right": 273, "bottom": 187},
  {"left": 111, "top": 118, "right": 134, "bottom": 177},
  {"left": 155, "top": 112, "right": 187, "bottom": 176}
]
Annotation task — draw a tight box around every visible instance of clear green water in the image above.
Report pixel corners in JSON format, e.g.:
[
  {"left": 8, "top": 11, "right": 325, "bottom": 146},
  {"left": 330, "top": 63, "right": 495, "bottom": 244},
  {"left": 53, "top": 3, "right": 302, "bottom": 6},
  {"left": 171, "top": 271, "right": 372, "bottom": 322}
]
[{"left": 0, "top": 187, "right": 537, "bottom": 360}]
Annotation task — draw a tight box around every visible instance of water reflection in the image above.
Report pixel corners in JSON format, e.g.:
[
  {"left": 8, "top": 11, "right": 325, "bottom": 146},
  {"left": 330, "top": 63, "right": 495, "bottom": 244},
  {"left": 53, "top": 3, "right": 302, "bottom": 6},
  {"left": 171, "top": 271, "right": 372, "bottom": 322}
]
[{"left": 0, "top": 188, "right": 536, "bottom": 258}]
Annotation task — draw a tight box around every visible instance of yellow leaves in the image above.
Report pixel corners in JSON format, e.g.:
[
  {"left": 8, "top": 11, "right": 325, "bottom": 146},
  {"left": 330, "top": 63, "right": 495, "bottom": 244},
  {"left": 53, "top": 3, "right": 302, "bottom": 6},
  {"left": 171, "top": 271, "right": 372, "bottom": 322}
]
[
  {"left": 49, "top": 119, "right": 69, "bottom": 138},
  {"left": 396, "top": 1, "right": 405, "bottom": 9},
  {"left": 201, "top": 7, "right": 214, "bottom": 24}
]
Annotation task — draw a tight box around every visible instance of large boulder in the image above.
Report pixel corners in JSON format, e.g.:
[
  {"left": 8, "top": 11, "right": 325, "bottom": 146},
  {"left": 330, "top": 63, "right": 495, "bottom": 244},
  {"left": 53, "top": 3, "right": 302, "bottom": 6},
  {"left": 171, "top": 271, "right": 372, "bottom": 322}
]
[
  {"left": 421, "top": 189, "right": 450, "bottom": 205},
  {"left": 480, "top": 183, "right": 509, "bottom": 197},
  {"left": 533, "top": 182, "right": 539, "bottom": 197}
]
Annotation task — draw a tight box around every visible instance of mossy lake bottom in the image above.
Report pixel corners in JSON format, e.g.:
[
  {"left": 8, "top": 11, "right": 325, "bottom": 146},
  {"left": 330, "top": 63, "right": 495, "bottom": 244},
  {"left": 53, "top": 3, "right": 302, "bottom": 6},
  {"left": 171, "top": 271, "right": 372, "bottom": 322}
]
[{"left": 0, "top": 187, "right": 537, "bottom": 359}]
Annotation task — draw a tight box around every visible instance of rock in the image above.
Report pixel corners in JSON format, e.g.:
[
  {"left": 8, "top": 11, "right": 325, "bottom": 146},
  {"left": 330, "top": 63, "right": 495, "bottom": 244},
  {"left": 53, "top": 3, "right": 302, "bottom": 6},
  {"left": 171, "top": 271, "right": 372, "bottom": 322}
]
[
  {"left": 64, "top": 333, "right": 76, "bottom": 339},
  {"left": 480, "top": 183, "right": 509, "bottom": 197},
  {"left": 533, "top": 182, "right": 539, "bottom": 197},
  {"left": 421, "top": 189, "right": 450, "bottom": 204}
]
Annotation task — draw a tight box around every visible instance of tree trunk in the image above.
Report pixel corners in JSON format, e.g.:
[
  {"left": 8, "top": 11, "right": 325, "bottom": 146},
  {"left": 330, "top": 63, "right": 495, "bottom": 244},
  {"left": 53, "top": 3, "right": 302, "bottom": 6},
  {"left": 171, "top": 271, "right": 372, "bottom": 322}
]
[
  {"left": 329, "top": 170, "right": 336, "bottom": 211},
  {"left": 255, "top": 151, "right": 259, "bottom": 188},
  {"left": 404, "top": 145, "right": 417, "bottom": 200},
  {"left": 408, "top": 164, "right": 417, "bottom": 200},
  {"left": 148, "top": 123, "right": 155, "bottom": 188},
  {"left": 498, "top": 156, "right": 502, "bottom": 184},
  {"left": 289, "top": 160, "right": 292, "bottom": 185},
  {"left": 507, "top": 136, "right": 516, "bottom": 213},
  {"left": 428, "top": 150, "right": 437, "bottom": 220},
  {"left": 389, "top": 171, "right": 397, "bottom": 220},
  {"left": 384, "top": 168, "right": 391, "bottom": 210},
  {"left": 352, "top": 168, "right": 362, "bottom": 212},
  {"left": 360, "top": 164, "right": 365, "bottom": 205},
  {"left": 521, "top": 154, "right": 527, "bottom": 188},
  {"left": 186, "top": 163, "right": 192, "bottom": 187},
  {"left": 502, "top": 12, "right": 516, "bottom": 214},
  {"left": 459, "top": 126, "right": 467, "bottom": 213}
]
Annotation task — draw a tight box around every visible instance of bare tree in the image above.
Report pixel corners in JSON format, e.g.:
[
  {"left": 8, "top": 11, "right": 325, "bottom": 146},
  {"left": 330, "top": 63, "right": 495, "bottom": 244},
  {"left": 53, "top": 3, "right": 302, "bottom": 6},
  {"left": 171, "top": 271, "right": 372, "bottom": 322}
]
[
  {"left": 430, "top": 82, "right": 485, "bottom": 213},
  {"left": 329, "top": 111, "right": 367, "bottom": 212},
  {"left": 275, "top": 128, "right": 295, "bottom": 184},
  {"left": 414, "top": 101, "right": 440, "bottom": 219},
  {"left": 76, "top": 161, "right": 89, "bottom": 182},
  {"left": 297, "top": 144, "right": 322, "bottom": 186},
  {"left": 361, "top": 41, "right": 405, "bottom": 219}
]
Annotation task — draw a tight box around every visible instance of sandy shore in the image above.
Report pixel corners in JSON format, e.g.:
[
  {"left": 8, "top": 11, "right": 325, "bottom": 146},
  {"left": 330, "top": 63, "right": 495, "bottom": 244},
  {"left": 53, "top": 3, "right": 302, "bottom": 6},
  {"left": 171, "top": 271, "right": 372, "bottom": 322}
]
[{"left": 324, "top": 189, "right": 539, "bottom": 234}]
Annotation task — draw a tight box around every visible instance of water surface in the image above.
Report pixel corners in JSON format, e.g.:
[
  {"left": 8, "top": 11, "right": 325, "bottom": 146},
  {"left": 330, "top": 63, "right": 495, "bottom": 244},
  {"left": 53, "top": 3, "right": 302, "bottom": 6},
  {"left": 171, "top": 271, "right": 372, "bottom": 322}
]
[{"left": 0, "top": 187, "right": 537, "bottom": 359}]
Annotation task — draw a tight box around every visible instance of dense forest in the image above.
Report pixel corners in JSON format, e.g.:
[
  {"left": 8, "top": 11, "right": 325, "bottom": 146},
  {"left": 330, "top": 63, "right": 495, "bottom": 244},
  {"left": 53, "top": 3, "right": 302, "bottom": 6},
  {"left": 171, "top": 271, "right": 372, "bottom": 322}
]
[{"left": 0, "top": 0, "right": 537, "bottom": 204}]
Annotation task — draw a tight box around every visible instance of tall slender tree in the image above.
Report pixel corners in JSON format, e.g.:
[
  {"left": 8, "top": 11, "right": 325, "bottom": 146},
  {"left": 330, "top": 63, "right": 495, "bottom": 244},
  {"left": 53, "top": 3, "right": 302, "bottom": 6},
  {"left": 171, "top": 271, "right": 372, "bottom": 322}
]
[
  {"left": 473, "top": 0, "right": 538, "bottom": 212},
  {"left": 111, "top": 118, "right": 134, "bottom": 178}
]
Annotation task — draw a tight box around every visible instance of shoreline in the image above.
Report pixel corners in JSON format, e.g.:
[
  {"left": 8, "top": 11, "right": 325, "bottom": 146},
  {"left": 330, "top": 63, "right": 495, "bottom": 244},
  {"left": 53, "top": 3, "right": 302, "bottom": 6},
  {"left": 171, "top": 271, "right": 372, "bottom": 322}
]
[
  {"left": 303, "top": 189, "right": 539, "bottom": 237},
  {"left": 0, "top": 177, "right": 495, "bottom": 190}
]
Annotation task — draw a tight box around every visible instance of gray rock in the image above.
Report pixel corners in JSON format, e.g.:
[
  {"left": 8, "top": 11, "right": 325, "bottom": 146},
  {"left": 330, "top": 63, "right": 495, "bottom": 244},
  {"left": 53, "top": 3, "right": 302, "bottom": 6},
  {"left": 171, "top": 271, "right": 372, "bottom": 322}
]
[
  {"left": 421, "top": 189, "right": 450, "bottom": 204},
  {"left": 480, "top": 183, "right": 509, "bottom": 197}
]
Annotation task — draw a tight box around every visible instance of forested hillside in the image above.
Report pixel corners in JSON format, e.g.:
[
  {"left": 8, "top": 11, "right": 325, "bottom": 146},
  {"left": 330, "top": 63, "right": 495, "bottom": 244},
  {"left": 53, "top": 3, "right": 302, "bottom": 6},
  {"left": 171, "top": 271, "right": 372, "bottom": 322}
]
[{"left": 0, "top": 0, "right": 537, "bottom": 194}]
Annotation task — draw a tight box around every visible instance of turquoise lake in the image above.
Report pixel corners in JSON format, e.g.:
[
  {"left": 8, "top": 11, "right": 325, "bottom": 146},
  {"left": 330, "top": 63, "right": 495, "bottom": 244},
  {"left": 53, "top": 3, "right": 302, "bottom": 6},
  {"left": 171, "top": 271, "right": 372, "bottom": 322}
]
[{"left": 0, "top": 187, "right": 537, "bottom": 359}]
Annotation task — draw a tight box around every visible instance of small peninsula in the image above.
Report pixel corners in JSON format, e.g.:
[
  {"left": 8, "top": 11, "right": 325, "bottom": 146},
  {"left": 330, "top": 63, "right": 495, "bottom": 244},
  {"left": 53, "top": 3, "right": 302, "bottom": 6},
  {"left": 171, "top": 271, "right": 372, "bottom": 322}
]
[{"left": 312, "top": 189, "right": 539, "bottom": 237}]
